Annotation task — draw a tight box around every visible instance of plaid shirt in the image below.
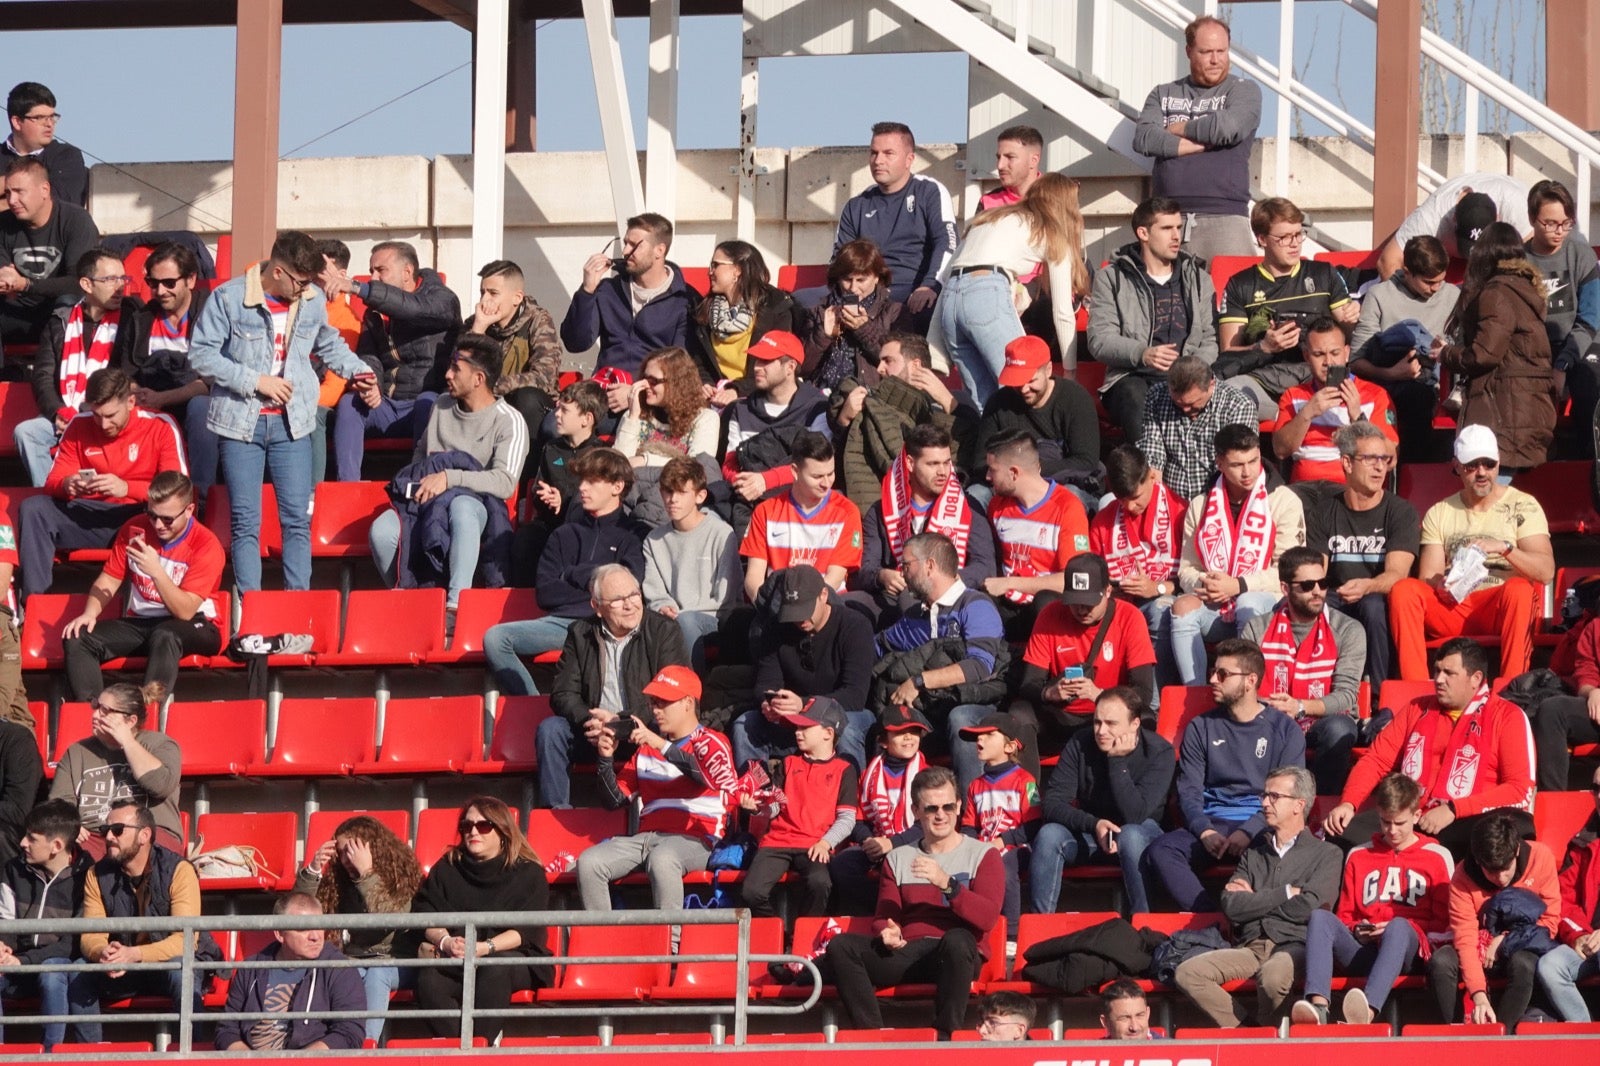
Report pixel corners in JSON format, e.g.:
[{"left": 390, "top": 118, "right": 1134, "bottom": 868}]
[{"left": 1135, "top": 381, "right": 1259, "bottom": 501}]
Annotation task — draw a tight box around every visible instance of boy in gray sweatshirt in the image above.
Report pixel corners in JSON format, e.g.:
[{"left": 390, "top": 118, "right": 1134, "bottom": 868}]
[{"left": 643, "top": 456, "right": 739, "bottom": 669}]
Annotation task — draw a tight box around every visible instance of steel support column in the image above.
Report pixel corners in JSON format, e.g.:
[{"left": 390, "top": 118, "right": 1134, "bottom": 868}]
[
  {"left": 473, "top": 0, "right": 511, "bottom": 271},
  {"left": 645, "top": 0, "right": 680, "bottom": 220},
  {"left": 507, "top": 0, "right": 537, "bottom": 151},
  {"left": 736, "top": 56, "right": 758, "bottom": 243},
  {"left": 230, "top": 0, "right": 283, "bottom": 268},
  {"left": 1371, "top": 0, "right": 1422, "bottom": 242},
  {"left": 583, "top": 0, "right": 645, "bottom": 229}
]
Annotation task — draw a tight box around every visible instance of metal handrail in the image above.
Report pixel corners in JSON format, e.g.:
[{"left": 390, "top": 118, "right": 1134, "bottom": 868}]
[{"left": 1, "top": 909, "right": 822, "bottom": 1053}]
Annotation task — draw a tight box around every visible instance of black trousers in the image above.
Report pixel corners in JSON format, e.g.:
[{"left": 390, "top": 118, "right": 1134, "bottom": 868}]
[
  {"left": 19, "top": 497, "right": 140, "bottom": 598},
  {"left": 1427, "top": 944, "right": 1541, "bottom": 1027},
  {"left": 1102, "top": 374, "right": 1154, "bottom": 441},
  {"left": 995, "top": 590, "right": 1061, "bottom": 643},
  {"left": 64, "top": 614, "right": 223, "bottom": 699},
  {"left": 1532, "top": 695, "right": 1600, "bottom": 791},
  {"left": 415, "top": 957, "right": 540, "bottom": 1041},
  {"left": 742, "top": 846, "right": 832, "bottom": 918},
  {"left": 1331, "top": 807, "right": 1535, "bottom": 861},
  {"left": 821, "top": 928, "right": 980, "bottom": 1036}
]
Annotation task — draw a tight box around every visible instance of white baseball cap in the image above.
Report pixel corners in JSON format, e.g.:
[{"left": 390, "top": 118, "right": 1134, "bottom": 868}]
[{"left": 1454, "top": 424, "right": 1500, "bottom": 466}]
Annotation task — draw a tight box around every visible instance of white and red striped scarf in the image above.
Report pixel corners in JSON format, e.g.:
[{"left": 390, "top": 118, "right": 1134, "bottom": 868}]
[
  {"left": 1193, "top": 471, "right": 1276, "bottom": 620},
  {"left": 881, "top": 448, "right": 972, "bottom": 565},
  {"left": 1259, "top": 606, "right": 1340, "bottom": 717},
  {"left": 1105, "top": 482, "right": 1179, "bottom": 584},
  {"left": 859, "top": 751, "right": 927, "bottom": 837},
  {"left": 58, "top": 303, "right": 120, "bottom": 410}
]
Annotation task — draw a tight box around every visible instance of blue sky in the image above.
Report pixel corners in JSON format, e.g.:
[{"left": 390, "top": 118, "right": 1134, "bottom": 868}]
[{"left": 0, "top": 4, "right": 1538, "bottom": 168}]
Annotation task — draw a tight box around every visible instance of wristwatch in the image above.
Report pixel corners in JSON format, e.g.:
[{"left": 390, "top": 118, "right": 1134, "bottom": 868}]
[
  {"left": 941, "top": 879, "right": 958, "bottom": 900},
  {"left": 1295, "top": 700, "right": 1306, "bottom": 721}
]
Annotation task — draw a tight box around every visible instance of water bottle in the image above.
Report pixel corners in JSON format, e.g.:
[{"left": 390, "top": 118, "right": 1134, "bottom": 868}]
[{"left": 1273, "top": 663, "right": 1289, "bottom": 696}]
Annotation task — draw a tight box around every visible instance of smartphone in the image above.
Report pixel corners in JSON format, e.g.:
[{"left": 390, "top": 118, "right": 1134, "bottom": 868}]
[
  {"left": 403, "top": 482, "right": 419, "bottom": 501},
  {"left": 840, "top": 292, "right": 862, "bottom": 307},
  {"left": 76, "top": 469, "right": 95, "bottom": 482},
  {"left": 1062, "top": 665, "right": 1085, "bottom": 682},
  {"left": 1325, "top": 364, "right": 1348, "bottom": 387},
  {"left": 762, "top": 690, "right": 782, "bottom": 701},
  {"left": 605, "top": 715, "right": 642, "bottom": 735}
]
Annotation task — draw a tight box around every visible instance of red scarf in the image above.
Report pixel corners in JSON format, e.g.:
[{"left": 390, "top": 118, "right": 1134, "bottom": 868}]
[
  {"left": 1193, "top": 472, "right": 1276, "bottom": 620},
  {"left": 1105, "top": 482, "right": 1179, "bottom": 584},
  {"left": 881, "top": 449, "right": 972, "bottom": 565},
  {"left": 859, "top": 751, "right": 927, "bottom": 836},
  {"left": 1259, "top": 606, "right": 1340, "bottom": 719},
  {"left": 59, "top": 303, "right": 120, "bottom": 411},
  {"left": 1403, "top": 685, "right": 1493, "bottom": 808}
]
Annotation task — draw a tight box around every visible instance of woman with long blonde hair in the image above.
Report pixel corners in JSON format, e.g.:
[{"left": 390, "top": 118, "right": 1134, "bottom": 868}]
[{"left": 936, "top": 172, "right": 1091, "bottom": 404}]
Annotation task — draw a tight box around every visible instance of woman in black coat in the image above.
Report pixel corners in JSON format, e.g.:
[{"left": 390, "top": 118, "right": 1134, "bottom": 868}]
[
  {"left": 412, "top": 795, "right": 549, "bottom": 1040},
  {"left": 686, "top": 240, "right": 800, "bottom": 400}
]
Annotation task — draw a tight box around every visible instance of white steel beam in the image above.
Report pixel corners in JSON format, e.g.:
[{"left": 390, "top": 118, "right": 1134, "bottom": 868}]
[
  {"left": 471, "top": 0, "right": 509, "bottom": 272},
  {"left": 736, "top": 56, "right": 759, "bottom": 243},
  {"left": 646, "top": 0, "right": 680, "bottom": 222},
  {"left": 583, "top": 0, "right": 646, "bottom": 228}
]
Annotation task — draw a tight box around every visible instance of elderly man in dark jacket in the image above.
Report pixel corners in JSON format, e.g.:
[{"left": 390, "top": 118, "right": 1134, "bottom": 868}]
[
  {"left": 538, "top": 564, "right": 689, "bottom": 809},
  {"left": 327, "top": 240, "right": 462, "bottom": 480},
  {"left": 1031, "top": 687, "right": 1174, "bottom": 917}
]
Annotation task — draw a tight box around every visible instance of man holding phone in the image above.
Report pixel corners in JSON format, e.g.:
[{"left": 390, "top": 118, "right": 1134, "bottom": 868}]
[{"left": 1271, "top": 317, "right": 1397, "bottom": 484}]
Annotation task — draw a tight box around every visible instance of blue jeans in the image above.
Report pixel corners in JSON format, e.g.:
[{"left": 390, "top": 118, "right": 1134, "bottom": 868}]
[
  {"left": 1, "top": 961, "right": 70, "bottom": 1050},
  {"left": 673, "top": 610, "right": 720, "bottom": 672},
  {"left": 1138, "top": 596, "right": 1178, "bottom": 709},
  {"left": 333, "top": 391, "right": 437, "bottom": 481},
  {"left": 1303, "top": 908, "right": 1419, "bottom": 1011},
  {"left": 536, "top": 714, "right": 599, "bottom": 809},
  {"left": 67, "top": 966, "right": 192, "bottom": 1043},
  {"left": 1538, "top": 943, "right": 1600, "bottom": 1021},
  {"left": 1030, "top": 818, "right": 1162, "bottom": 916},
  {"left": 368, "top": 497, "right": 489, "bottom": 609},
  {"left": 483, "top": 615, "right": 578, "bottom": 696},
  {"left": 944, "top": 703, "right": 1000, "bottom": 794},
  {"left": 1169, "top": 590, "right": 1280, "bottom": 684},
  {"left": 13, "top": 415, "right": 56, "bottom": 486},
  {"left": 937, "top": 271, "right": 1022, "bottom": 408},
  {"left": 730, "top": 707, "right": 875, "bottom": 771},
  {"left": 359, "top": 964, "right": 401, "bottom": 1043},
  {"left": 219, "top": 412, "right": 315, "bottom": 591},
  {"left": 179, "top": 394, "right": 220, "bottom": 510}
]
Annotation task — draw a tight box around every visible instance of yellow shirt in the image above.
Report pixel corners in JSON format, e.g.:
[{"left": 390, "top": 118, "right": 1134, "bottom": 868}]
[
  {"left": 1420, "top": 486, "right": 1549, "bottom": 591},
  {"left": 712, "top": 320, "right": 756, "bottom": 382}
]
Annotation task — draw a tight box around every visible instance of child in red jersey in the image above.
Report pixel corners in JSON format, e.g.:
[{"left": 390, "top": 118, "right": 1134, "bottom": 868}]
[
  {"left": 741, "top": 698, "right": 859, "bottom": 918},
  {"left": 958, "top": 712, "right": 1040, "bottom": 954},
  {"left": 827, "top": 704, "right": 930, "bottom": 916}
]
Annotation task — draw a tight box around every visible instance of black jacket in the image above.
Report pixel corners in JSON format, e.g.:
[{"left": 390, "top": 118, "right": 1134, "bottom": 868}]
[
  {"left": 685, "top": 287, "right": 802, "bottom": 393},
  {"left": 0, "top": 720, "right": 42, "bottom": 866},
  {"left": 113, "top": 286, "right": 210, "bottom": 395},
  {"left": 357, "top": 269, "right": 462, "bottom": 400},
  {"left": 0, "top": 851, "right": 91, "bottom": 962},
  {"left": 534, "top": 507, "right": 649, "bottom": 617},
  {"left": 1041, "top": 726, "right": 1175, "bottom": 837},
  {"left": 550, "top": 611, "right": 689, "bottom": 728},
  {"left": 91, "top": 846, "right": 222, "bottom": 961},
  {"left": 1018, "top": 916, "right": 1166, "bottom": 993},
  {"left": 0, "top": 139, "right": 88, "bottom": 207}
]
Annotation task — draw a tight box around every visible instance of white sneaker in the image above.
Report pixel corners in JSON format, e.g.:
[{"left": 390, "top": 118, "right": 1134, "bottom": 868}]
[
  {"left": 1005, "top": 940, "right": 1018, "bottom": 959},
  {"left": 1342, "top": 987, "right": 1372, "bottom": 1025},
  {"left": 1291, "top": 998, "right": 1328, "bottom": 1025}
]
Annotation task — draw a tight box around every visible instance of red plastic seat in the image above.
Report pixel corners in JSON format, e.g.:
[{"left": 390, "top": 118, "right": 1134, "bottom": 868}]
[
  {"left": 204, "top": 483, "right": 281, "bottom": 558},
  {"left": 1396, "top": 463, "right": 1458, "bottom": 516},
  {"left": 0, "top": 1044, "right": 43, "bottom": 1054},
  {"left": 834, "top": 1028, "right": 938, "bottom": 1043},
  {"left": 305, "top": 808, "right": 412, "bottom": 852},
  {"left": 1313, "top": 249, "right": 1381, "bottom": 272},
  {"left": 1515, "top": 1021, "right": 1600, "bottom": 1035},
  {"left": 539, "top": 923, "right": 672, "bottom": 1002},
  {"left": 435, "top": 587, "right": 540, "bottom": 664},
  {"left": 775, "top": 264, "right": 830, "bottom": 292},
  {"left": 982, "top": 911, "right": 1121, "bottom": 993},
  {"left": 325, "top": 588, "right": 446, "bottom": 666},
  {"left": 1155, "top": 685, "right": 1216, "bottom": 746},
  {"left": 0, "top": 386, "right": 39, "bottom": 458},
  {"left": 500, "top": 1036, "right": 602, "bottom": 1047},
  {"left": 523, "top": 807, "right": 627, "bottom": 881},
  {"left": 740, "top": 1033, "right": 827, "bottom": 1044},
  {"left": 236, "top": 589, "right": 341, "bottom": 665},
  {"left": 1175, "top": 1027, "right": 1278, "bottom": 1040},
  {"left": 163, "top": 699, "right": 266, "bottom": 776},
  {"left": 651, "top": 916, "right": 785, "bottom": 1000},
  {"left": 1208, "top": 255, "right": 1265, "bottom": 310},
  {"left": 413, "top": 807, "right": 466, "bottom": 873},
  {"left": 610, "top": 1034, "right": 717, "bottom": 1046},
  {"left": 1376, "top": 679, "right": 1434, "bottom": 717},
  {"left": 21, "top": 594, "right": 104, "bottom": 671},
  {"left": 385, "top": 1037, "right": 489, "bottom": 1048},
  {"left": 192, "top": 811, "right": 296, "bottom": 890},
  {"left": 1287, "top": 1023, "right": 1390, "bottom": 1037},
  {"left": 354, "top": 695, "right": 482, "bottom": 775},
  {"left": 466, "top": 695, "right": 553, "bottom": 775},
  {"left": 1512, "top": 462, "right": 1600, "bottom": 533},
  {"left": 678, "top": 266, "right": 709, "bottom": 295},
  {"left": 50, "top": 702, "right": 94, "bottom": 767},
  {"left": 1534, "top": 791, "right": 1596, "bottom": 854},
  {"left": 50, "top": 1042, "right": 153, "bottom": 1053},
  {"left": 249, "top": 698, "right": 376, "bottom": 777},
  {"left": 1400, "top": 1023, "right": 1504, "bottom": 1037},
  {"left": 310, "top": 481, "right": 391, "bottom": 558}
]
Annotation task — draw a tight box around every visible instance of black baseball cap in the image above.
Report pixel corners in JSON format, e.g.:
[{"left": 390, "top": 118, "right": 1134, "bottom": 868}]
[
  {"left": 776, "top": 565, "right": 826, "bottom": 623},
  {"left": 881, "top": 704, "right": 932, "bottom": 734},
  {"left": 958, "top": 711, "right": 1026, "bottom": 750},
  {"left": 791, "top": 697, "right": 846, "bottom": 735},
  {"left": 1454, "top": 192, "right": 1498, "bottom": 259},
  {"left": 1061, "top": 555, "right": 1110, "bottom": 607}
]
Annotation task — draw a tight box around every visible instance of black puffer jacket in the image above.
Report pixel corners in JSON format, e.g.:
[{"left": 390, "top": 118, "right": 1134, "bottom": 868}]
[
  {"left": 357, "top": 268, "right": 462, "bottom": 400},
  {"left": 549, "top": 610, "right": 689, "bottom": 728}
]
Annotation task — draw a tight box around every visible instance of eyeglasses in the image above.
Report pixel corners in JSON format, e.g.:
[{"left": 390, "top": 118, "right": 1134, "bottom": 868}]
[
  {"left": 1259, "top": 790, "right": 1298, "bottom": 804},
  {"left": 1537, "top": 219, "right": 1575, "bottom": 233},
  {"left": 145, "top": 276, "right": 184, "bottom": 290},
  {"left": 91, "top": 701, "right": 137, "bottom": 716},
  {"left": 1210, "top": 667, "right": 1251, "bottom": 680},
  {"left": 978, "top": 1017, "right": 1027, "bottom": 1032},
  {"left": 89, "top": 274, "right": 130, "bottom": 285},
  {"left": 98, "top": 823, "right": 137, "bottom": 838},
  {"left": 1461, "top": 459, "right": 1499, "bottom": 472},
  {"left": 458, "top": 819, "right": 497, "bottom": 836},
  {"left": 598, "top": 590, "right": 643, "bottom": 609},
  {"left": 709, "top": 260, "right": 736, "bottom": 269},
  {"left": 20, "top": 112, "right": 60, "bottom": 125},
  {"left": 1352, "top": 453, "right": 1395, "bottom": 467},
  {"left": 1266, "top": 231, "right": 1305, "bottom": 246},
  {"left": 921, "top": 802, "right": 960, "bottom": 815},
  {"left": 146, "top": 508, "right": 188, "bottom": 527},
  {"left": 280, "top": 268, "right": 312, "bottom": 291},
  {"left": 1291, "top": 578, "right": 1330, "bottom": 592}
]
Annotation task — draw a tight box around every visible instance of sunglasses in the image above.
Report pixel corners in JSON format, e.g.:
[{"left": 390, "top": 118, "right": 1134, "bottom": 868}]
[
  {"left": 642, "top": 375, "right": 667, "bottom": 386},
  {"left": 99, "top": 823, "right": 137, "bottom": 838},
  {"left": 1291, "top": 578, "right": 1330, "bottom": 592},
  {"left": 458, "top": 819, "right": 498, "bottom": 836},
  {"left": 921, "top": 802, "right": 960, "bottom": 815},
  {"left": 145, "top": 276, "right": 184, "bottom": 291},
  {"left": 146, "top": 508, "right": 188, "bottom": 527}
]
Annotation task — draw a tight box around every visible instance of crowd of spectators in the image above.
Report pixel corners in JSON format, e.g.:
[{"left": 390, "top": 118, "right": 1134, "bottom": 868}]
[{"left": 1, "top": 16, "right": 1599, "bottom": 1044}]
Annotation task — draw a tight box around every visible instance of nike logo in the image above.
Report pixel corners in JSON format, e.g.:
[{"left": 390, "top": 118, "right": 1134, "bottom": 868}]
[
  {"left": 864, "top": 211, "right": 877, "bottom": 218},
  {"left": 1212, "top": 738, "right": 1226, "bottom": 746}
]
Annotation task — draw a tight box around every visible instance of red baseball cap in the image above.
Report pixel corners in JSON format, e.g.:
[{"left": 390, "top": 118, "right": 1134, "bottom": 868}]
[
  {"left": 748, "top": 330, "right": 804, "bottom": 363},
  {"left": 998, "top": 335, "right": 1051, "bottom": 388},
  {"left": 591, "top": 366, "right": 634, "bottom": 388},
  {"left": 641, "top": 665, "right": 702, "bottom": 702}
]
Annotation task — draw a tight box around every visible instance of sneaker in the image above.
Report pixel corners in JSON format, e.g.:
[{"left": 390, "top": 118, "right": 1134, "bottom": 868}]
[
  {"left": 1291, "top": 999, "right": 1328, "bottom": 1025},
  {"left": 1006, "top": 940, "right": 1018, "bottom": 959},
  {"left": 1341, "top": 987, "right": 1372, "bottom": 1025}
]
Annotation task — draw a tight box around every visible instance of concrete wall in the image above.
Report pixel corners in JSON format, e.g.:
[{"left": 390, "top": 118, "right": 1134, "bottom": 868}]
[{"left": 88, "top": 133, "right": 1593, "bottom": 365}]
